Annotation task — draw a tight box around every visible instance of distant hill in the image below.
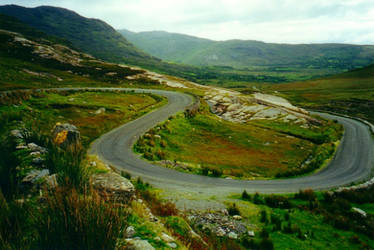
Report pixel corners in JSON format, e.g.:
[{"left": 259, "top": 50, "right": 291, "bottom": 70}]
[
  {"left": 265, "top": 63, "right": 374, "bottom": 123},
  {"left": 0, "top": 5, "right": 159, "bottom": 65},
  {"left": 119, "top": 29, "right": 374, "bottom": 73}
]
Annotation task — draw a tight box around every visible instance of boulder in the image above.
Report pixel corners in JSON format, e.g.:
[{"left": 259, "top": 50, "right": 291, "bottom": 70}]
[
  {"left": 161, "top": 232, "right": 175, "bottom": 243},
  {"left": 91, "top": 172, "right": 135, "bottom": 203},
  {"left": 125, "top": 226, "right": 136, "bottom": 238},
  {"left": 27, "top": 143, "right": 47, "bottom": 154},
  {"left": 126, "top": 239, "right": 155, "bottom": 250},
  {"left": 228, "top": 231, "right": 238, "bottom": 240},
  {"left": 167, "top": 242, "right": 177, "bottom": 249},
  {"left": 22, "top": 169, "right": 50, "bottom": 184},
  {"left": 52, "top": 123, "right": 80, "bottom": 150}
]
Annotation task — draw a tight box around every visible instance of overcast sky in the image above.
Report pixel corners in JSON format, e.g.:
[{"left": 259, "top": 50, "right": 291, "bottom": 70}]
[{"left": 2, "top": 0, "right": 374, "bottom": 44}]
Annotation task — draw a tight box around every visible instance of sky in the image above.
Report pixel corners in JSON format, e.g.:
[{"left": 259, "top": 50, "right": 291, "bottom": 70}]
[{"left": 2, "top": 0, "right": 374, "bottom": 44}]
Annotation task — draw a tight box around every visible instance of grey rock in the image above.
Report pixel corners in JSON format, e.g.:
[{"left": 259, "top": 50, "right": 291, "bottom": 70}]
[
  {"left": 126, "top": 239, "right": 155, "bottom": 250},
  {"left": 167, "top": 242, "right": 177, "bottom": 249},
  {"left": 95, "top": 107, "right": 106, "bottom": 114},
  {"left": 27, "top": 143, "right": 47, "bottom": 153},
  {"left": 22, "top": 169, "right": 50, "bottom": 184},
  {"left": 10, "top": 129, "right": 23, "bottom": 139},
  {"left": 32, "top": 157, "right": 44, "bottom": 165},
  {"left": 91, "top": 172, "right": 135, "bottom": 203},
  {"left": 161, "top": 232, "right": 175, "bottom": 243},
  {"left": 248, "top": 230, "right": 255, "bottom": 237},
  {"left": 353, "top": 207, "right": 367, "bottom": 217},
  {"left": 233, "top": 215, "right": 242, "bottom": 220},
  {"left": 125, "top": 226, "right": 136, "bottom": 238},
  {"left": 216, "top": 227, "right": 226, "bottom": 237},
  {"left": 228, "top": 231, "right": 238, "bottom": 240}
]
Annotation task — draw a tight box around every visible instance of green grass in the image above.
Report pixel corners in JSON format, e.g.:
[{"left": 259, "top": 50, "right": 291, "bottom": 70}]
[
  {"left": 0, "top": 91, "right": 166, "bottom": 147},
  {"left": 134, "top": 105, "right": 341, "bottom": 179},
  {"left": 264, "top": 63, "right": 374, "bottom": 124}
]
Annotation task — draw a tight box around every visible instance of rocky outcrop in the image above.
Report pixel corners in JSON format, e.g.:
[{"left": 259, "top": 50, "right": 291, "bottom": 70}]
[
  {"left": 204, "top": 88, "right": 317, "bottom": 125},
  {"left": 91, "top": 172, "right": 135, "bottom": 203},
  {"left": 52, "top": 123, "right": 81, "bottom": 150},
  {"left": 188, "top": 212, "right": 248, "bottom": 238}
]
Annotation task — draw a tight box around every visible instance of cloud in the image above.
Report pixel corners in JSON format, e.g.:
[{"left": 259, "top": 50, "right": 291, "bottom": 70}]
[{"left": 2, "top": 0, "right": 374, "bottom": 44}]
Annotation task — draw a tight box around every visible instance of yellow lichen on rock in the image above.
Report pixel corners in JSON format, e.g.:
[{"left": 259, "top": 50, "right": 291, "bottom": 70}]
[{"left": 53, "top": 130, "right": 68, "bottom": 145}]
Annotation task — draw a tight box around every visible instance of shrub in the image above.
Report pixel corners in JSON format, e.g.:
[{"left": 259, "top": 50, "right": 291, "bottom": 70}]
[
  {"left": 228, "top": 203, "right": 241, "bottom": 216},
  {"left": 201, "top": 167, "right": 209, "bottom": 176},
  {"left": 260, "top": 228, "right": 269, "bottom": 238},
  {"left": 121, "top": 171, "right": 131, "bottom": 180},
  {"left": 265, "top": 195, "right": 291, "bottom": 209},
  {"left": 143, "top": 151, "right": 154, "bottom": 160},
  {"left": 295, "top": 189, "right": 316, "bottom": 201},
  {"left": 155, "top": 150, "right": 166, "bottom": 160},
  {"left": 260, "top": 210, "right": 268, "bottom": 224},
  {"left": 211, "top": 168, "right": 223, "bottom": 177},
  {"left": 259, "top": 237, "right": 274, "bottom": 250},
  {"left": 270, "top": 214, "right": 282, "bottom": 231},
  {"left": 253, "top": 192, "right": 263, "bottom": 204},
  {"left": 152, "top": 201, "right": 179, "bottom": 217},
  {"left": 35, "top": 187, "right": 127, "bottom": 250},
  {"left": 241, "top": 190, "right": 250, "bottom": 200}
]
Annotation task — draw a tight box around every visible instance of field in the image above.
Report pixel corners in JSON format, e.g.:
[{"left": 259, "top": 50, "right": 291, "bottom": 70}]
[
  {"left": 0, "top": 90, "right": 166, "bottom": 147},
  {"left": 134, "top": 103, "right": 342, "bottom": 179},
  {"left": 260, "top": 64, "right": 374, "bottom": 124}
]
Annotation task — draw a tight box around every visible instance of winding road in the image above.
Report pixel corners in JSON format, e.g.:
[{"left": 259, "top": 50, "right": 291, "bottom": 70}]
[{"left": 88, "top": 88, "right": 374, "bottom": 194}]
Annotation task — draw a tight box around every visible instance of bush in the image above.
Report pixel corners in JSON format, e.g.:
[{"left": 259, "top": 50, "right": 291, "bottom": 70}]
[
  {"left": 241, "top": 190, "right": 250, "bottom": 200},
  {"left": 259, "top": 237, "right": 274, "bottom": 250},
  {"left": 201, "top": 167, "right": 209, "bottom": 176},
  {"left": 228, "top": 203, "right": 241, "bottom": 216},
  {"left": 35, "top": 187, "right": 127, "bottom": 250},
  {"left": 265, "top": 195, "right": 291, "bottom": 209},
  {"left": 211, "top": 168, "right": 223, "bottom": 177},
  {"left": 295, "top": 189, "right": 316, "bottom": 201},
  {"left": 260, "top": 210, "right": 268, "bottom": 223},
  {"left": 253, "top": 192, "right": 263, "bottom": 204}
]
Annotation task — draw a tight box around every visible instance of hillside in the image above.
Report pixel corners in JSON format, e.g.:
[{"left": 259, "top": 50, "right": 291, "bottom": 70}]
[
  {"left": 119, "top": 29, "right": 374, "bottom": 79},
  {"left": 264, "top": 63, "right": 374, "bottom": 123},
  {"left": 0, "top": 5, "right": 159, "bottom": 66}
]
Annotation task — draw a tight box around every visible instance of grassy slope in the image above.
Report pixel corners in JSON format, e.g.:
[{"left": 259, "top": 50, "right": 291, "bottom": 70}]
[
  {"left": 0, "top": 5, "right": 157, "bottom": 65},
  {"left": 134, "top": 103, "right": 342, "bottom": 179},
  {"left": 265, "top": 63, "right": 374, "bottom": 123}
]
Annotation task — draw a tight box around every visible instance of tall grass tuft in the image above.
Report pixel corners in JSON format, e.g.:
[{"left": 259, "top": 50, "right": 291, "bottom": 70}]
[
  {"left": 45, "top": 143, "right": 89, "bottom": 191},
  {"left": 0, "top": 136, "right": 22, "bottom": 200},
  {"left": 34, "top": 187, "right": 127, "bottom": 250},
  {"left": 0, "top": 191, "right": 32, "bottom": 249}
]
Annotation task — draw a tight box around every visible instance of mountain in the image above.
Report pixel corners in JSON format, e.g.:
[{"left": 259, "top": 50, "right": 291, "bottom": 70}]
[
  {"left": 119, "top": 29, "right": 374, "bottom": 73},
  {"left": 0, "top": 5, "right": 159, "bottom": 66}
]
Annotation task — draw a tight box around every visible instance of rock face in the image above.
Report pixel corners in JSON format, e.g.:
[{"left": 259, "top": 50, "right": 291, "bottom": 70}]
[
  {"left": 204, "top": 88, "right": 318, "bottom": 125},
  {"left": 91, "top": 172, "right": 135, "bottom": 203},
  {"left": 52, "top": 123, "right": 81, "bottom": 150}
]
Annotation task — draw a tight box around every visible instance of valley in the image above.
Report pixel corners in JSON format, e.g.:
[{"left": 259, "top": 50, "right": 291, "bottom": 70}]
[{"left": 0, "top": 3, "right": 374, "bottom": 250}]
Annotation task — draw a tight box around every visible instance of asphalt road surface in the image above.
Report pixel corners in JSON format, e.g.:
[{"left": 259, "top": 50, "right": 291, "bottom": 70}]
[{"left": 89, "top": 88, "right": 374, "bottom": 194}]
